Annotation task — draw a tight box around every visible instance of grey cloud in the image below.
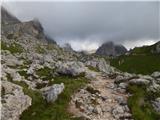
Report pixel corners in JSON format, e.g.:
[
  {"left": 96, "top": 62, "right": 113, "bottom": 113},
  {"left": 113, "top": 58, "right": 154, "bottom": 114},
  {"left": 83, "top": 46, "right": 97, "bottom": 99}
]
[{"left": 2, "top": 1, "right": 160, "bottom": 50}]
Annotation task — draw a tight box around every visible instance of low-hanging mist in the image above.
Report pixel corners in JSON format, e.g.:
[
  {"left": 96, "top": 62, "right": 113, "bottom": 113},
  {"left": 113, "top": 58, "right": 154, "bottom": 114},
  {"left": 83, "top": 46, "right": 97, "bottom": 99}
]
[{"left": 2, "top": 1, "right": 160, "bottom": 51}]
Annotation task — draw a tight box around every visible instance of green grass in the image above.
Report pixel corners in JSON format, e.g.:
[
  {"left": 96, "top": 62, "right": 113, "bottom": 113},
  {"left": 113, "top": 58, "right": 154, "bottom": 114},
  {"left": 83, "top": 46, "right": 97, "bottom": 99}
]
[
  {"left": 110, "top": 54, "right": 160, "bottom": 75},
  {"left": 36, "top": 67, "right": 54, "bottom": 81},
  {"left": 20, "top": 75, "right": 88, "bottom": 120},
  {"left": 127, "top": 85, "right": 160, "bottom": 120},
  {"left": 1, "top": 41, "right": 23, "bottom": 54},
  {"left": 18, "top": 70, "right": 28, "bottom": 79}
]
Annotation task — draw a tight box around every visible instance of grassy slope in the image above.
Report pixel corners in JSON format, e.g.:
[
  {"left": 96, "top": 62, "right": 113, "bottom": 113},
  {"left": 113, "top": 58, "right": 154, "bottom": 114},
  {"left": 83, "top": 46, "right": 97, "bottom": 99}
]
[
  {"left": 20, "top": 76, "right": 88, "bottom": 120},
  {"left": 127, "top": 85, "right": 160, "bottom": 120},
  {"left": 110, "top": 54, "right": 160, "bottom": 75}
]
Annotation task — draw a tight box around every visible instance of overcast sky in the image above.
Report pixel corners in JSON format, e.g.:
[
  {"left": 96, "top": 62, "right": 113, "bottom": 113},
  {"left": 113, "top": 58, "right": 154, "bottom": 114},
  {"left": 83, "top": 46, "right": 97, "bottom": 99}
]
[{"left": 2, "top": 1, "right": 160, "bottom": 51}]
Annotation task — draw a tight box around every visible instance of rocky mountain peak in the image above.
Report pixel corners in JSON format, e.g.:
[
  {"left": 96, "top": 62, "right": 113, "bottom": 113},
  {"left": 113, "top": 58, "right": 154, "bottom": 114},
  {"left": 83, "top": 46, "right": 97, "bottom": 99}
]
[{"left": 96, "top": 41, "right": 127, "bottom": 56}]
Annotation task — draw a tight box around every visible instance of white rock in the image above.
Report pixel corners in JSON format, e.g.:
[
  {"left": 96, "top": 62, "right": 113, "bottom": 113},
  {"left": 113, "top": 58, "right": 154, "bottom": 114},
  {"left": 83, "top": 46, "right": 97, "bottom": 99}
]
[
  {"left": 41, "top": 83, "right": 64, "bottom": 102},
  {"left": 151, "top": 71, "right": 160, "bottom": 78},
  {"left": 56, "top": 61, "right": 86, "bottom": 76},
  {"left": 1, "top": 81, "right": 32, "bottom": 120}
]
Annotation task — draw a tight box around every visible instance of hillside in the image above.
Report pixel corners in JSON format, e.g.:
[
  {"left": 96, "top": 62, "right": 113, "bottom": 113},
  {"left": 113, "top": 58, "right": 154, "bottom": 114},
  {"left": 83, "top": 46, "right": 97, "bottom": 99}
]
[
  {"left": 110, "top": 42, "right": 160, "bottom": 75},
  {"left": 129, "top": 42, "right": 160, "bottom": 55},
  {"left": 1, "top": 7, "right": 160, "bottom": 120}
]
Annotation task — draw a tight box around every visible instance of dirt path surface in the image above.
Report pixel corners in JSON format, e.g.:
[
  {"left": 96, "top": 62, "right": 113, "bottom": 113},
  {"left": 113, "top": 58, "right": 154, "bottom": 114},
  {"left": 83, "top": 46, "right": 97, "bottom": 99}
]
[{"left": 69, "top": 73, "right": 133, "bottom": 120}]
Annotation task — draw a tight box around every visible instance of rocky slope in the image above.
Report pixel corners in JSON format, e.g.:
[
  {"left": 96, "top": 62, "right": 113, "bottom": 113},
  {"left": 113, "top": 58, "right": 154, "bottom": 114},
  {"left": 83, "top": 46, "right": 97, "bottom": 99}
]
[
  {"left": 1, "top": 7, "right": 160, "bottom": 120},
  {"left": 96, "top": 41, "right": 127, "bottom": 56}
]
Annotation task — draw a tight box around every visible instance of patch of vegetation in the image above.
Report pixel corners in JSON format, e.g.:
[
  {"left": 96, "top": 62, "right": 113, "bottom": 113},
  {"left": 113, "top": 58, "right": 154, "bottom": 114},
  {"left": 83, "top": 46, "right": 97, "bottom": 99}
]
[
  {"left": 35, "top": 45, "right": 46, "bottom": 54},
  {"left": 127, "top": 85, "right": 160, "bottom": 120},
  {"left": 35, "top": 83, "right": 48, "bottom": 89},
  {"left": 1, "top": 41, "right": 23, "bottom": 54},
  {"left": 130, "top": 46, "right": 153, "bottom": 55},
  {"left": 87, "top": 65, "right": 100, "bottom": 72},
  {"left": 18, "top": 70, "right": 28, "bottom": 79},
  {"left": 20, "top": 76, "right": 88, "bottom": 120},
  {"left": 6, "top": 73, "right": 13, "bottom": 81},
  {"left": 110, "top": 54, "right": 160, "bottom": 75},
  {"left": 35, "top": 67, "right": 54, "bottom": 81},
  {"left": 1, "top": 86, "right": 5, "bottom": 97}
]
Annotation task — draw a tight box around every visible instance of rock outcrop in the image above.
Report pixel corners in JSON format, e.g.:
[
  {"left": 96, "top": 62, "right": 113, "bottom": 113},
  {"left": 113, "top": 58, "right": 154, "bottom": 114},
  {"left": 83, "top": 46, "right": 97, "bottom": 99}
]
[
  {"left": 56, "top": 61, "right": 86, "bottom": 76},
  {"left": 41, "top": 83, "right": 65, "bottom": 102},
  {"left": 1, "top": 81, "right": 32, "bottom": 120}
]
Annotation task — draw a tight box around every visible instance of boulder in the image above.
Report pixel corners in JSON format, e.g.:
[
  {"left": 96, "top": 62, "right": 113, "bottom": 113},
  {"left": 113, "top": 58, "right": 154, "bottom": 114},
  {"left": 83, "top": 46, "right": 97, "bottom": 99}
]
[
  {"left": 1, "top": 81, "right": 32, "bottom": 120},
  {"left": 41, "top": 83, "right": 64, "bottom": 102},
  {"left": 86, "top": 58, "right": 114, "bottom": 74},
  {"left": 56, "top": 61, "right": 86, "bottom": 76},
  {"left": 151, "top": 71, "right": 160, "bottom": 78},
  {"left": 98, "top": 58, "right": 114, "bottom": 74}
]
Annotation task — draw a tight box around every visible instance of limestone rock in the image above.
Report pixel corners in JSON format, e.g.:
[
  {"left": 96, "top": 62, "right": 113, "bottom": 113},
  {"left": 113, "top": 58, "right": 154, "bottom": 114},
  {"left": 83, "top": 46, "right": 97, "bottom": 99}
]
[
  {"left": 56, "top": 61, "right": 86, "bottom": 76},
  {"left": 1, "top": 81, "right": 32, "bottom": 120},
  {"left": 41, "top": 83, "right": 64, "bottom": 102},
  {"left": 151, "top": 71, "right": 160, "bottom": 78}
]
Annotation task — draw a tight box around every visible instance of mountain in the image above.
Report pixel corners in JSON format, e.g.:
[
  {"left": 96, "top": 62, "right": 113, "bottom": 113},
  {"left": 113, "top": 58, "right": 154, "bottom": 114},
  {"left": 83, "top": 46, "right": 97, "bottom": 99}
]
[
  {"left": 110, "top": 41, "right": 160, "bottom": 74},
  {"left": 1, "top": 7, "right": 160, "bottom": 120},
  {"left": 96, "top": 41, "right": 127, "bottom": 56},
  {"left": 129, "top": 41, "right": 160, "bottom": 55}
]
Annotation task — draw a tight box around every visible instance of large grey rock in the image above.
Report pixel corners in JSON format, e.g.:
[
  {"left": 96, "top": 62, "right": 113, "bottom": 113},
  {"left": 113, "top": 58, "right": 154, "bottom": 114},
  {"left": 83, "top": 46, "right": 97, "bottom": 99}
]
[
  {"left": 41, "top": 83, "right": 64, "bottom": 102},
  {"left": 151, "top": 71, "right": 160, "bottom": 78},
  {"left": 56, "top": 61, "right": 86, "bottom": 76},
  {"left": 1, "top": 81, "right": 32, "bottom": 120},
  {"left": 86, "top": 58, "right": 114, "bottom": 74},
  {"left": 98, "top": 58, "right": 114, "bottom": 74}
]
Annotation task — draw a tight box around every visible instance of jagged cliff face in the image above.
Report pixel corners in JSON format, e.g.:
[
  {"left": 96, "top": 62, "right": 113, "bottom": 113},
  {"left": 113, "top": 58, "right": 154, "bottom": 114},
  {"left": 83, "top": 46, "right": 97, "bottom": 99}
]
[{"left": 96, "top": 41, "right": 127, "bottom": 56}]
